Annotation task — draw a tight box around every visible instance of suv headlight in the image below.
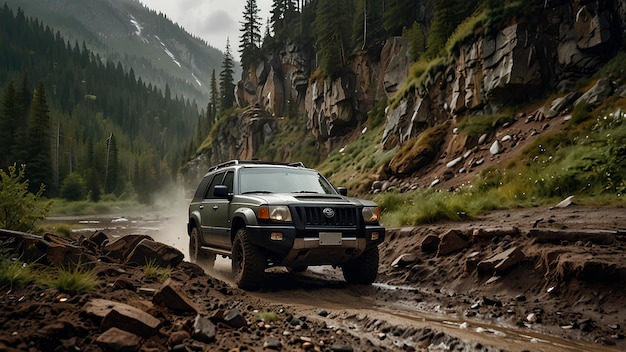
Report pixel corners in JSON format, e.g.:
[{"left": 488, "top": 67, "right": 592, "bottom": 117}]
[
  {"left": 362, "top": 206, "right": 380, "bottom": 224},
  {"left": 258, "top": 206, "right": 292, "bottom": 222}
]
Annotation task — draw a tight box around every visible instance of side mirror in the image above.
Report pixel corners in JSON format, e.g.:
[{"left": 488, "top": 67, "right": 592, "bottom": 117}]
[
  {"left": 214, "top": 185, "right": 231, "bottom": 199},
  {"left": 337, "top": 187, "right": 348, "bottom": 196}
]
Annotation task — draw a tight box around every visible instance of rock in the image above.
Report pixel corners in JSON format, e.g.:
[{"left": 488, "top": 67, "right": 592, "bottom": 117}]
[
  {"left": 437, "top": 229, "right": 469, "bottom": 256},
  {"left": 43, "top": 233, "right": 93, "bottom": 267},
  {"left": 446, "top": 156, "right": 463, "bottom": 168},
  {"left": 391, "top": 253, "right": 419, "bottom": 268},
  {"left": 168, "top": 330, "right": 190, "bottom": 346},
  {"left": 489, "top": 141, "right": 501, "bottom": 155},
  {"left": 550, "top": 195, "right": 574, "bottom": 209},
  {"left": 223, "top": 309, "right": 248, "bottom": 329},
  {"left": 478, "top": 134, "right": 487, "bottom": 145},
  {"left": 104, "top": 235, "right": 153, "bottom": 261},
  {"left": 153, "top": 278, "right": 198, "bottom": 313},
  {"left": 529, "top": 229, "right": 616, "bottom": 245},
  {"left": 473, "top": 227, "right": 520, "bottom": 239},
  {"left": 421, "top": 234, "right": 441, "bottom": 253},
  {"left": 574, "top": 78, "right": 614, "bottom": 107},
  {"left": 263, "top": 338, "right": 283, "bottom": 350},
  {"left": 125, "top": 238, "right": 184, "bottom": 268},
  {"left": 84, "top": 299, "right": 160, "bottom": 338},
  {"left": 477, "top": 246, "right": 525, "bottom": 274},
  {"left": 330, "top": 345, "right": 354, "bottom": 352},
  {"left": 96, "top": 327, "right": 143, "bottom": 351},
  {"left": 192, "top": 315, "right": 216, "bottom": 343},
  {"left": 87, "top": 231, "right": 109, "bottom": 246},
  {"left": 501, "top": 135, "right": 512, "bottom": 142},
  {"left": 482, "top": 297, "right": 503, "bottom": 307},
  {"left": 101, "top": 307, "right": 160, "bottom": 338}
]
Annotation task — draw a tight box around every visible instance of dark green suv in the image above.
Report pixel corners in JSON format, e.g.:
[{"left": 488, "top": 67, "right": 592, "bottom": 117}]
[{"left": 187, "top": 160, "right": 385, "bottom": 290}]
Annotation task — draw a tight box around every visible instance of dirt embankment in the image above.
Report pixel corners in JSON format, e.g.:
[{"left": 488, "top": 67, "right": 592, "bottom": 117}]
[{"left": 378, "top": 204, "right": 626, "bottom": 350}]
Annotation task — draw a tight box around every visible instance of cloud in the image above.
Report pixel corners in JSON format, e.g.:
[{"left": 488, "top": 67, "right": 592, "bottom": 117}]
[{"left": 199, "top": 9, "right": 237, "bottom": 33}]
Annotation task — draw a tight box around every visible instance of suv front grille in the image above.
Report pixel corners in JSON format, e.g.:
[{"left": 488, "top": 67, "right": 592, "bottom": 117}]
[{"left": 294, "top": 206, "right": 359, "bottom": 227}]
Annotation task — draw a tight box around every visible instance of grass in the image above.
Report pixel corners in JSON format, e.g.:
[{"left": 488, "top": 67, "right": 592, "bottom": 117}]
[
  {"left": 0, "top": 258, "right": 35, "bottom": 291},
  {"left": 144, "top": 258, "right": 172, "bottom": 282},
  {"left": 458, "top": 112, "right": 515, "bottom": 137},
  {"left": 375, "top": 105, "right": 625, "bottom": 227},
  {"left": 48, "top": 264, "right": 100, "bottom": 294}
]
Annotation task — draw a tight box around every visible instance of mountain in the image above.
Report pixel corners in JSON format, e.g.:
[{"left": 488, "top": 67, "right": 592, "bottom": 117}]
[{"left": 2, "top": 0, "right": 234, "bottom": 108}]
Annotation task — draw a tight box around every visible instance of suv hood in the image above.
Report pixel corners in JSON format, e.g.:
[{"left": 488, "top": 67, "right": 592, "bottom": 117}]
[{"left": 240, "top": 193, "right": 377, "bottom": 207}]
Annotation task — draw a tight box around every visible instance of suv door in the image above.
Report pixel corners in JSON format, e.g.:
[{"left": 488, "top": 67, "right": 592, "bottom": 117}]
[{"left": 201, "top": 170, "right": 233, "bottom": 248}]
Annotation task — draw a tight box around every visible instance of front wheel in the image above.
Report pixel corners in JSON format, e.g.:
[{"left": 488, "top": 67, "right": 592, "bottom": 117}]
[
  {"left": 341, "top": 247, "right": 379, "bottom": 285},
  {"left": 189, "top": 226, "right": 216, "bottom": 268},
  {"left": 232, "top": 228, "right": 266, "bottom": 291}
]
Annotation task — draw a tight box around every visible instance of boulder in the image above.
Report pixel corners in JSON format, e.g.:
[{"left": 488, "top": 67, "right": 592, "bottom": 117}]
[
  {"left": 437, "top": 229, "right": 469, "bottom": 256},
  {"left": 105, "top": 235, "right": 153, "bottom": 261},
  {"left": 421, "top": 234, "right": 440, "bottom": 253},
  {"left": 85, "top": 299, "right": 160, "bottom": 338},
  {"left": 192, "top": 315, "right": 217, "bottom": 343},
  {"left": 477, "top": 246, "right": 525, "bottom": 274},
  {"left": 125, "top": 238, "right": 184, "bottom": 268},
  {"left": 96, "top": 328, "right": 143, "bottom": 352},
  {"left": 574, "top": 78, "right": 614, "bottom": 107},
  {"left": 153, "top": 278, "right": 198, "bottom": 313}
]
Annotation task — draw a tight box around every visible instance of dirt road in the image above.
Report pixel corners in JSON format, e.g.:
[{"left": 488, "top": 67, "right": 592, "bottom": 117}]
[{"left": 34, "top": 203, "right": 625, "bottom": 351}]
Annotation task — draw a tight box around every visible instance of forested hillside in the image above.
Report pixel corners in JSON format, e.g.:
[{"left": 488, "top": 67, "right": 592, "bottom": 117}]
[
  {"left": 0, "top": 4, "right": 204, "bottom": 203},
  {"left": 2, "top": 0, "right": 229, "bottom": 109}
]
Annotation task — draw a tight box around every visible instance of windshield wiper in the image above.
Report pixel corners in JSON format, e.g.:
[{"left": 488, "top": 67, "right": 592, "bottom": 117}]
[
  {"left": 293, "top": 191, "right": 320, "bottom": 194},
  {"left": 241, "top": 190, "right": 273, "bottom": 194}
]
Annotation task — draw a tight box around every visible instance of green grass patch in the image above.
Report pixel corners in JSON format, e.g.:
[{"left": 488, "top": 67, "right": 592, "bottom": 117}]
[
  {"left": 458, "top": 113, "right": 515, "bottom": 137},
  {"left": 0, "top": 258, "right": 36, "bottom": 291},
  {"left": 256, "top": 311, "right": 279, "bottom": 322},
  {"left": 144, "top": 258, "right": 172, "bottom": 282},
  {"left": 47, "top": 264, "right": 100, "bottom": 294}
]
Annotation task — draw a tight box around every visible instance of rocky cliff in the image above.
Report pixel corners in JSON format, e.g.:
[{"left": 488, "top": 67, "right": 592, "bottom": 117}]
[{"left": 188, "top": 0, "right": 626, "bottom": 186}]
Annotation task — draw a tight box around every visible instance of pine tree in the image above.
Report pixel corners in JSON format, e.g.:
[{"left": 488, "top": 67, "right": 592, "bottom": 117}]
[
  {"left": 313, "top": 0, "right": 352, "bottom": 78},
  {"left": 239, "top": 0, "right": 262, "bottom": 69},
  {"left": 104, "top": 132, "right": 119, "bottom": 194},
  {"left": 0, "top": 81, "right": 18, "bottom": 167},
  {"left": 382, "top": 0, "right": 417, "bottom": 36},
  {"left": 270, "top": 0, "right": 297, "bottom": 37},
  {"left": 353, "top": 0, "right": 386, "bottom": 50},
  {"left": 209, "top": 69, "right": 219, "bottom": 120},
  {"left": 26, "top": 81, "right": 54, "bottom": 195},
  {"left": 220, "top": 39, "right": 236, "bottom": 110}
]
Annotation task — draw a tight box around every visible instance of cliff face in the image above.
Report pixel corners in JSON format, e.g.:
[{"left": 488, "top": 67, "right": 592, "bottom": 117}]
[{"left": 195, "top": 0, "right": 625, "bottom": 180}]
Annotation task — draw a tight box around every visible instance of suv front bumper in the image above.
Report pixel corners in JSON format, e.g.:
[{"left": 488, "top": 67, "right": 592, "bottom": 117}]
[{"left": 245, "top": 224, "right": 385, "bottom": 267}]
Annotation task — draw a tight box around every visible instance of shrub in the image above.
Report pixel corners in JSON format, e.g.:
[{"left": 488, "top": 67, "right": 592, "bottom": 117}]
[
  {"left": 60, "top": 173, "right": 86, "bottom": 201},
  {"left": 0, "top": 163, "right": 52, "bottom": 233}
]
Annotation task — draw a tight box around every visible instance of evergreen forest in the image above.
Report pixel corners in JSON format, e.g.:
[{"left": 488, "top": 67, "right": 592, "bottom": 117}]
[{"left": 0, "top": 4, "right": 231, "bottom": 203}]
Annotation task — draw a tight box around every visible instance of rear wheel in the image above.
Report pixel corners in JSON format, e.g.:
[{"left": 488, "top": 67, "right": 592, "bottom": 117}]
[
  {"left": 232, "top": 228, "right": 266, "bottom": 291},
  {"left": 189, "top": 226, "right": 216, "bottom": 268},
  {"left": 341, "top": 247, "right": 379, "bottom": 285}
]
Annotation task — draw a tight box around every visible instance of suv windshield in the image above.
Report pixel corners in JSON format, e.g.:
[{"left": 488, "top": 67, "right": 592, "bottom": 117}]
[{"left": 239, "top": 167, "right": 336, "bottom": 194}]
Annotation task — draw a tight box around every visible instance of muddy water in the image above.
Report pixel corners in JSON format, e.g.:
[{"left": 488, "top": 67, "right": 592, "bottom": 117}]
[{"left": 251, "top": 268, "right": 617, "bottom": 352}]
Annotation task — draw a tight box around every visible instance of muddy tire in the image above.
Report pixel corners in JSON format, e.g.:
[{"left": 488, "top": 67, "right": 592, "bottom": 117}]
[
  {"left": 189, "top": 226, "right": 215, "bottom": 268},
  {"left": 341, "top": 247, "right": 379, "bottom": 285},
  {"left": 232, "top": 228, "right": 266, "bottom": 290}
]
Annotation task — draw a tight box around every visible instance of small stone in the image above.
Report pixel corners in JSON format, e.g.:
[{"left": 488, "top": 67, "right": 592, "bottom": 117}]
[
  {"left": 263, "top": 338, "right": 283, "bottom": 350},
  {"left": 318, "top": 310, "right": 329, "bottom": 317},
  {"left": 478, "top": 134, "right": 487, "bottom": 144},
  {"left": 515, "top": 294, "right": 526, "bottom": 302},
  {"left": 490, "top": 141, "right": 501, "bottom": 155},
  {"left": 526, "top": 313, "right": 537, "bottom": 323}
]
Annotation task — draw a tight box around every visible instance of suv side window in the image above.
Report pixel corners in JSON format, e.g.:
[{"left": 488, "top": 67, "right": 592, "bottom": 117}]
[
  {"left": 204, "top": 172, "right": 225, "bottom": 199},
  {"left": 223, "top": 171, "right": 234, "bottom": 193},
  {"left": 194, "top": 177, "right": 211, "bottom": 200}
]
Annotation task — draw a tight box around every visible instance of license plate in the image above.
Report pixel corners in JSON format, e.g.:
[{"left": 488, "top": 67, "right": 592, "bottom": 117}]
[{"left": 319, "top": 232, "right": 342, "bottom": 246}]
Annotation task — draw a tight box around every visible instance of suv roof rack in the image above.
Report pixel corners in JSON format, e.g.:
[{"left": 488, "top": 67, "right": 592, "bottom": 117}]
[{"left": 208, "top": 160, "right": 305, "bottom": 172}]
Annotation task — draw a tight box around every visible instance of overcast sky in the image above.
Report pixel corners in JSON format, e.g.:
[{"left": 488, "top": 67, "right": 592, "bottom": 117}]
[{"left": 140, "top": 0, "right": 273, "bottom": 58}]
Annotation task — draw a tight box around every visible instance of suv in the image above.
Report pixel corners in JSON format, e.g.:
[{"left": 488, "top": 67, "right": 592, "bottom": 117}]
[{"left": 187, "top": 160, "right": 385, "bottom": 290}]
